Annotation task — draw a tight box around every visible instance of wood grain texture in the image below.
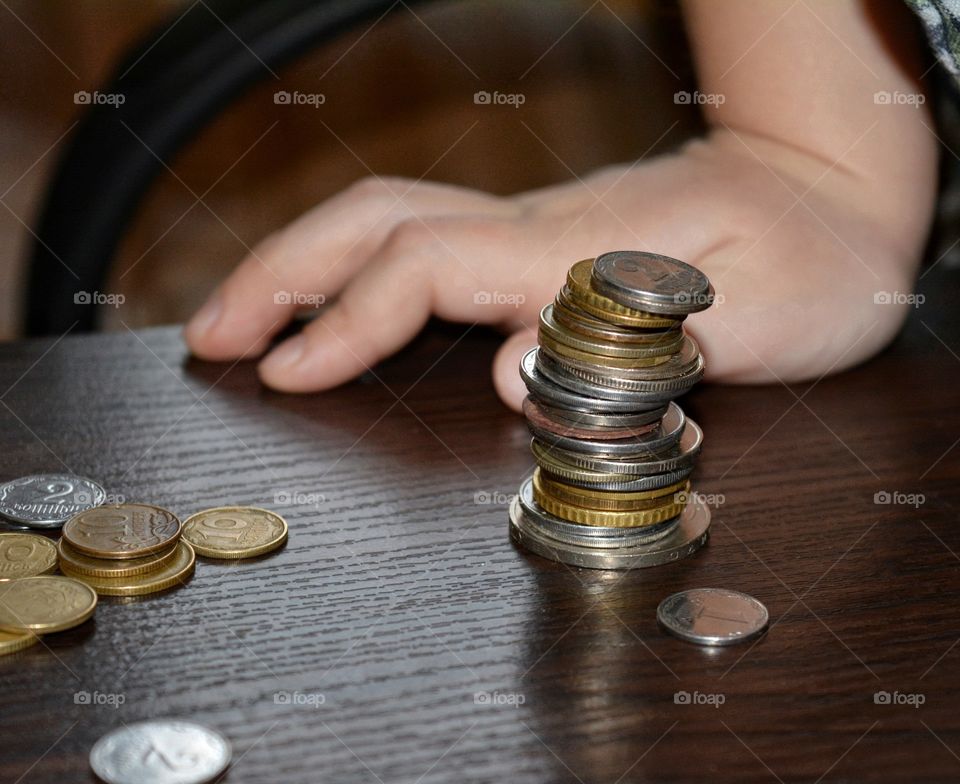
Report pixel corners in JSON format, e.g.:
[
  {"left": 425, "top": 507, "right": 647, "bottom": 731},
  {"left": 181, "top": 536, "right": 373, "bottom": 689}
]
[{"left": 1, "top": 268, "right": 960, "bottom": 783}]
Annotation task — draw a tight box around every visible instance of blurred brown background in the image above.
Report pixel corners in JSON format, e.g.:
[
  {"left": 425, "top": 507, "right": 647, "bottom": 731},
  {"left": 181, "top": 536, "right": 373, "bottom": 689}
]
[{"left": 0, "top": 0, "right": 704, "bottom": 339}]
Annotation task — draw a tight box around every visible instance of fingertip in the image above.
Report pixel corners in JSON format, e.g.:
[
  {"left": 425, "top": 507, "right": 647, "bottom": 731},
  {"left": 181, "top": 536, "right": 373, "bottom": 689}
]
[{"left": 493, "top": 329, "right": 537, "bottom": 413}]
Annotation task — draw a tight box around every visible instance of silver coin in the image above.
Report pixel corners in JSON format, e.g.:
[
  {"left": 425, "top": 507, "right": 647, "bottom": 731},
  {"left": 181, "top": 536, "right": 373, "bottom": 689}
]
[
  {"left": 89, "top": 720, "right": 231, "bottom": 784},
  {"left": 0, "top": 474, "right": 106, "bottom": 528},
  {"left": 533, "top": 418, "right": 703, "bottom": 475},
  {"left": 534, "top": 350, "right": 680, "bottom": 405},
  {"left": 591, "top": 251, "right": 714, "bottom": 314},
  {"left": 509, "top": 492, "right": 710, "bottom": 569},
  {"left": 516, "top": 475, "right": 680, "bottom": 548},
  {"left": 529, "top": 398, "right": 669, "bottom": 429},
  {"left": 528, "top": 402, "right": 685, "bottom": 458},
  {"left": 536, "top": 460, "right": 693, "bottom": 491},
  {"left": 657, "top": 588, "right": 769, "bottom": 646},
  {"left": 520, "top": 349, "right": 665, "bottom": 412}
]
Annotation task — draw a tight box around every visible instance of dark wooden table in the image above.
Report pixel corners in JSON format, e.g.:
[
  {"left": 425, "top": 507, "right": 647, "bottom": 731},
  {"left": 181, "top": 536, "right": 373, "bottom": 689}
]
[{"left": 1, "top": 267, "right": 959, "bottom": 784}]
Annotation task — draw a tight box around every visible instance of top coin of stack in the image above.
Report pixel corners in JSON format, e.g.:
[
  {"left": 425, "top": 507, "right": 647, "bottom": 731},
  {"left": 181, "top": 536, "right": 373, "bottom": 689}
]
[{"left": 510, "top": 250, "right": 715, "bottom": 569}]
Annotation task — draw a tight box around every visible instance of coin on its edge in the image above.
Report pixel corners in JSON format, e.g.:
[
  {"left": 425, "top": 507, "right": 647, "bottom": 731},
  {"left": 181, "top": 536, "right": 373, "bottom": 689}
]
[
  {"left": 90, "top": 719, "right": 232, "bottom": 784},
  {"left": 64, "top": 541, "right": 195, "bottom": 597},
  {"left": 62, "top": 503, "right": 181, "bottom": 560},
  {"left": 0, "top": 575, "right": 97, "bottom": 633},
  {"left": 181, "top": 507, "right": 288, "bottom": 559},
  {"left": 657, "top": 588, "right": 769, "bottom": 646},
  {"left": 0, "top": 532, "right": 59, "bottom": 578}
]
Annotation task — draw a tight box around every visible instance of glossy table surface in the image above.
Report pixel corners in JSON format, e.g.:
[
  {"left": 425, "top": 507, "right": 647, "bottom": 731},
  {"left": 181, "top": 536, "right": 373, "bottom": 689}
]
[{"left": 1, "top": 267, "right": 959, "bottom": 783}]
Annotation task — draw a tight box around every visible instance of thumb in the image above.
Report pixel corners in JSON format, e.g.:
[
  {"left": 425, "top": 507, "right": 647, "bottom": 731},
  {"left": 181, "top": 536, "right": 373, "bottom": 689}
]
[{"left": 492, "top": 327, "right": 538, "bottom": 412}]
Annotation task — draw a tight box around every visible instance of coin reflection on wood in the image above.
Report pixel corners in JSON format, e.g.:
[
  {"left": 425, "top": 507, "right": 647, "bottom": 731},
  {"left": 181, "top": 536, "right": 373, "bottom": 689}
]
[{"left": 511, "top": 251, "right": 715, "bottom": 569}]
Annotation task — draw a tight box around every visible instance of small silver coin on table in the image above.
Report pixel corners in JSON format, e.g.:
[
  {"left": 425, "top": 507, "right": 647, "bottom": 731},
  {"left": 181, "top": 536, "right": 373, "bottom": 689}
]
[
  {"left": 0, "top": 474, "right": 106, "bottom": 529},
  {"left": 89, "top": 720, "right": 231, "bottom": 784},
  {"left": 657, "top": 588, "right": 769, "bottom": 646}
]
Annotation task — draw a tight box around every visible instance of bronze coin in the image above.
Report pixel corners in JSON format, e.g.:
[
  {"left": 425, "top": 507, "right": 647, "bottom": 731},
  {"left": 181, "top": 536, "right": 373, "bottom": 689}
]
[{"left": 62, "top": 503, "right": 181, "bottom": 560}]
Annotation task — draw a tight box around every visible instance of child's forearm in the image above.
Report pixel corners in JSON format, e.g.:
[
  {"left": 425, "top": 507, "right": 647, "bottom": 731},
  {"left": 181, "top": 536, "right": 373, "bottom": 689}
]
[{"left": 682, "top": 0, "right": 937, "bottom": 261}]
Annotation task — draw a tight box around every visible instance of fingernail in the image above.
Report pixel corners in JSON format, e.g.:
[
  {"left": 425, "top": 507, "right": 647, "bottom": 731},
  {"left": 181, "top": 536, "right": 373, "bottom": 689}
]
[
  {"left": 187, "top": 291, "right": 223, "bottom": 337},
  {"left": 261, "top": 334, "right": 307, "bottom": 373}
]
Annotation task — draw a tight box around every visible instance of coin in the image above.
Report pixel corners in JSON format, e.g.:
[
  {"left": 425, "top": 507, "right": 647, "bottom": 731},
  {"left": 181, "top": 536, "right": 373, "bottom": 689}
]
[
  {"left": 64, "top": 541, "right": 195, "bottom": 597},
  {"left": 521, "top": 349, "right": 666, "bottom": 412},
  {"left": 552, "top": 296, "right": 683, "bottom": 345},
  {"left": 62, "top": 503, "right": 181, "bottom": 559},
  {"left": 592, "top": 251, "right": 714, "bottom": 314},
  {"left": 0, "top": 628, "right": 40, "bottom": 656},
  {"left": 533, "top": 419, "right": 703, "bottom": 475},
  {"left": 89, "top": 719, "right": 231, "bottom": 784},
  {"left": 0, "top": 533, "right": 58, "bottom": 577},
  {"left": 510, "top": 492, "right": 710, "bottom": 569},
  {"left": 522, "top": 397, "right": 659, "bottom": 440},
  {"left": 181, "top": 506, "right": 288, "bottom": 559},
  {"left": 534, "top": 484, "right": 684, "bottom": 527},
  {"left": 525, "top": 398, "right": 668, "bottom": 430},
  {"left": 0, "top": 474, "right": 106, "bottom": 529},
  {"left": 539, "top": 304, "right": 683, "bottom": 360},
  {"left": 528, "top": 401, "right": 685, "bottom": 457},
  {"left": 57, "top": 538, "right": 179, "bottom": 578},
  {"left": 518, "top": 477, "right": 682, "bottom": 548},
  {"left": 533, "top": 445, "right": 694, "bottom": 490},
  {"left": 657, "top": 588, "right": 769, "bottom": 646},
  {"left": 564, "top": 260, "right": 681, "bottom": 327},
  {"left": 535, "top": 469, "right": 690, "bottom": 511},
  {"left": 0, "top": 575, "right": 97, "bottom": 633}
]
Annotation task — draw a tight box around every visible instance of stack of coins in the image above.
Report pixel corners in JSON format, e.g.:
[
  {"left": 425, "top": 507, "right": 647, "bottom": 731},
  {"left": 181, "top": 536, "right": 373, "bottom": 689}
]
[
  {"left": 510, "top": 250, "right": 715, "bottom": 569},
  {"left": 58, "top": 504, "right": 196, "bottom": 597}
]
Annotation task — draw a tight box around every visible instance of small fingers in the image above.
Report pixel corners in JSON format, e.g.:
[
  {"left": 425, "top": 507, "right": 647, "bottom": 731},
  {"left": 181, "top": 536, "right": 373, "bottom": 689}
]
[{"left": 492, "top": 328, "right": 538, "bottom": 412}]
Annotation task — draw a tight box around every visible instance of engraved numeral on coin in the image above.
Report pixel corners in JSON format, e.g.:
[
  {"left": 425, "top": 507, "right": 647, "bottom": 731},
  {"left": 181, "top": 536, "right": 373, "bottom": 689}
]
[
  {"left": 142, "top": 744, "right": 200, "bottom": 771},
  {"left": 198, "top": 517, "right": 249, "bottom": 543},
  {"left": 40, "top": 481, "right": 74, "bottom": 503}
]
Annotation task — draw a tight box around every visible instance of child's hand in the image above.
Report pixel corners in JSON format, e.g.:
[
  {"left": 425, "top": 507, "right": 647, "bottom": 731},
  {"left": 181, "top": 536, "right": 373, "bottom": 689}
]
[{"left": 184, "top": 0, "right": 936, "bottom": 411}]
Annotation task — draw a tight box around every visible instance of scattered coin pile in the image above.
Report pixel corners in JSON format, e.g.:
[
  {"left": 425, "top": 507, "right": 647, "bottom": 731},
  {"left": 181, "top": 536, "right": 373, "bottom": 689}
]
[
  {"left": 510, "top": 250, "right": 715, "bottom": 569},
  {"left": 0, "top": 474, "right": 289, "bottom": 655}
]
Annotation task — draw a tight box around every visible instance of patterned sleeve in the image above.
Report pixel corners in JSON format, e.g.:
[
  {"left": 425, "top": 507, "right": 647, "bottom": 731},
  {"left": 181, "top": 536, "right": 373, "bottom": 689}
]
[{"left": 905, "top": 0, "right": 960, "bottom": 80}]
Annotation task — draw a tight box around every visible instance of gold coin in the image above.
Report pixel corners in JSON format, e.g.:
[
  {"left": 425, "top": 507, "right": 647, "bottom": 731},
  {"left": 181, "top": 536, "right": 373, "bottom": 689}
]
[
  {"left": 57, "top": 538, "right": 178, "bottom": 578},
  {"left": 0, "top": 575, "right": 97, "bottom": 633},
  {"left": 535, "top": 470, "right": 690, "bottom": 511},
  {"left": 0, "top": 628, "right": 40, "bottom": 656},
  {"left": 537, "top": 331, "right": 673, "bottom": 368},
  {"left": 552, "top": 296, "right": 681, "bottom": 345},
  {"left": 564, "top": 260, "right": 680, "bottom": 328},
  {"left": 62, "top": 541, "right": 195, "bottom": 597},
  {"left": 62, "top": 503, "right": 181, "bottom": 560},
  {"left": 182, "top": 506, "right": 288, "bottom": 559},
  {"left": 0, "top": 533, "right": 58, "bottom": 578},
  {"left": 533, "top": 485, "right": 686, "bottom": 528}
]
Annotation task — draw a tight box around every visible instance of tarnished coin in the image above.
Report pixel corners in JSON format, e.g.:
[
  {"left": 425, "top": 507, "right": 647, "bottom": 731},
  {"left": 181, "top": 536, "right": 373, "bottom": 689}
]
[
  {"left": 552, "top": 296, "right": 683, "bottom": 345},
  {"left": 0, "top": 474, "right": 106, "bottom": 529},
  {"left": 592, "top": 251, "right": 714, "bottom": 314},
  {"left": 62, "top": 503, "right": 181, "bottom": 559},
  {"left": 0, "top": 628, "right": 40, "bottom": 656},
  {"left": 57, "top": 538, "right": 179, "bottom": 578},
  {"left": 64, "top": 542, "right": 195, "bottom": 597},
  {"left": 540, "top": 304, "right": 683, "bottom": 360},
  {"left": 181, "top": 507, "right": 288, "bottom": 559},
  {"left": 535, "top": 469, "right": 690, "bottom": 511},
  {"left": 89, "top": 719, "right": 231, "bottom": 784},
  {"left": 657, "top": 588, "right": 769, "bottom": 646},
  {"left": 0, "top": 533, "right": 58, "bottom": 577},
  {"left": 0, "top": 575, "right": 97, "bottom": 633}
]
